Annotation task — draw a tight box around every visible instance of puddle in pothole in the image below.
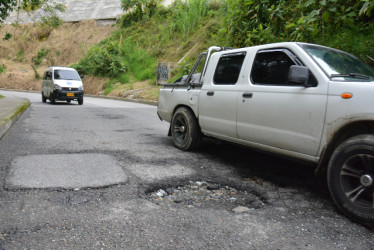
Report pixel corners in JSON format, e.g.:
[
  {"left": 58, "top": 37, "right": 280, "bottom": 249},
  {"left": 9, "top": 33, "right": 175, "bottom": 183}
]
[{"left": 148, "top": 181, "right": 266, "bottom": 211}]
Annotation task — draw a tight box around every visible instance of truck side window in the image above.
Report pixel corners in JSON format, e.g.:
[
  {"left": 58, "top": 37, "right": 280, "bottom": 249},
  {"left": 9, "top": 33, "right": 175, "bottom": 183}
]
[
  {"left": 251, "top": 51, "right": 297, "bottom": 85},
  {"left": 213, "top": 53, "right": 246, "bottom": 85}
]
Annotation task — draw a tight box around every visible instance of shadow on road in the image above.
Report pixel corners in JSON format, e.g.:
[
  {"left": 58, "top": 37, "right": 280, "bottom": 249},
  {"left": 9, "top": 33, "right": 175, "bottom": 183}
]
[{"left": 198, "top": 139, "right": 330, "bottom": 200}]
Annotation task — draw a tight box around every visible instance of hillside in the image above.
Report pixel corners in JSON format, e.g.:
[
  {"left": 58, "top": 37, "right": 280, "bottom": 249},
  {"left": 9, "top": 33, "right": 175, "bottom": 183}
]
[
  {"left": 0, "top": 21, "right": 114, "bottom": 94},
  {"left": 1, "top": 0, "right": 373, "bottom": 103}
]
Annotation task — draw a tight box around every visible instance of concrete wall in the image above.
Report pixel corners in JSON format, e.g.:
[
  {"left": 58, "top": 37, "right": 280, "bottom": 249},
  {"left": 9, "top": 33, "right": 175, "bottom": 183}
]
[{"left": 4, "top": 0, "right": 174, "bottom": 25}]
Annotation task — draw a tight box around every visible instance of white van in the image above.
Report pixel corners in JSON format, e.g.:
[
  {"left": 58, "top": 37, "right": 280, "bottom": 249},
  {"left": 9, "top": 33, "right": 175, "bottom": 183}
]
[{"left": 41, "top": 66, "right": 84, "bottom": 105}]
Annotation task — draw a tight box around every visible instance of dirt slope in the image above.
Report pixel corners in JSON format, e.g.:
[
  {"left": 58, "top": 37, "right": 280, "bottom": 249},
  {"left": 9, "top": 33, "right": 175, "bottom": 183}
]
[{"left": 0, "top": 20, "right": 114, "bottom": 94}]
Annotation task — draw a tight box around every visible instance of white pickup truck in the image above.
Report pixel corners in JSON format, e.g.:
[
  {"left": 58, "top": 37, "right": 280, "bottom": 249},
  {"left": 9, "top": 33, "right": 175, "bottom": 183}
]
[{"left": 157, "top": 42, "right": 374, "bottom": 226}]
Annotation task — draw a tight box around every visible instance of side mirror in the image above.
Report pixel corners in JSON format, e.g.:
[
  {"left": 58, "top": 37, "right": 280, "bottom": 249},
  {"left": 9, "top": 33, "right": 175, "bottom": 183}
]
[
  {"left": 80, "top": 75, "right": 85, "bottom": 79},
  {"left": 288, "top": 65, "right": 312, "bottom": 87}
]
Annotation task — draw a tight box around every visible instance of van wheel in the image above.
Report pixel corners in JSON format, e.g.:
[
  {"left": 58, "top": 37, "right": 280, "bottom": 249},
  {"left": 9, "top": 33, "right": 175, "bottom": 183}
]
[
  {"left": 327, "top": 135, "right": 374, "bottom": 227},
  {"left": 49, "top": 93, "right": 56, "bottom": 104},
  {"left": 171, "top": 107, "right": 201, "bottom": 151},
  {"left": 67, "top": 100, "right": 71, "bottom": 103},
  {"left": 42, "top": 92, "right": 46, "bottom": 103},
  {"left": 78, "top": 97, "right": 83, "bottom": 105}
]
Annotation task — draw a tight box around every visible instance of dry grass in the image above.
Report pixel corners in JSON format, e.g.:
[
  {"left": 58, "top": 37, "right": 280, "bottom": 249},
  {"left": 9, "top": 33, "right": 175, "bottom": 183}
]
[
  {"left": 0, "top": 20, "right": 115, "bottom": 94},
  {"left": 0, "top": 20, "right": 114, "bottom": 65}
]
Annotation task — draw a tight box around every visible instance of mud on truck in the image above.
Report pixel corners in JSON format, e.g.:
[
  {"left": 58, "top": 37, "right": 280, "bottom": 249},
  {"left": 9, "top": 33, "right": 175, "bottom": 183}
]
[{"left": 157, "top": 42, "right": 374, "bottom": 226}]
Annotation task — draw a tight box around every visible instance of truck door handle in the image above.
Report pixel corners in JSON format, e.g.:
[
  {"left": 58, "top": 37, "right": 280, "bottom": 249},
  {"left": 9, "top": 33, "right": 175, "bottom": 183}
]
[
  {"left": 207, "top": 91, "right": 214, "bottom": 96},
  {"left": 242, "top": 93, "right": 253, "bottom": 98}
]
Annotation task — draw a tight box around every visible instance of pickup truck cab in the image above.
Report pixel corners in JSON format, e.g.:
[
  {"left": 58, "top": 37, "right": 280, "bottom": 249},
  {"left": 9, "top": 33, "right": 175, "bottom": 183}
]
[
  {"left": 157, "top": 42, "right": 374, "bottom": 226},
  {"left": 41, "top": 66, "right": 84, "bottom": 105}
]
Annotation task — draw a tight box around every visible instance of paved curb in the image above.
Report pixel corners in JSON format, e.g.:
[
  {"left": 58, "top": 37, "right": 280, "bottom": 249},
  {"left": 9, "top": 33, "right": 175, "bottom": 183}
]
[{"left": 0, "top": 96, "right": 31, "bottom": 140}]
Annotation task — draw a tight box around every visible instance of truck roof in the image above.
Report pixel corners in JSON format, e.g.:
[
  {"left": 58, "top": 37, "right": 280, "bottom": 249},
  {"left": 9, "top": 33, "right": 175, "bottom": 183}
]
[{"left": 45, "top": 66, "right": 77, "bottom": 71}]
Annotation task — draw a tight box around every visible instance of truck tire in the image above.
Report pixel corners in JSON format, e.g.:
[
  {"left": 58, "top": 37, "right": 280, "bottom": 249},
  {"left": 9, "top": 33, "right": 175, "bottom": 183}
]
[
  {"left": 42, "top": 92, "right": 46, "bottom": 103},
  {"left": 171, "top": 107, "right": 201, "bottom": 151},
  {"left": 327, "top": 135, "right": 374, "bottom": 227},
  {"left": 78, "top": 97, "right": 83, "bottom": 105},
  {"left": 50, "top": 93, "right": 56, "bottom": 104}
]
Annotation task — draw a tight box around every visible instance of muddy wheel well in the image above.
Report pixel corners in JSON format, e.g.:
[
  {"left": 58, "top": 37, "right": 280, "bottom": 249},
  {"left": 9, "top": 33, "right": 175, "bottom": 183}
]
[
  {"left": 172, "top": 105, "right": 198, "bottom": 119},
  {"left": 316, "top": 121, "right": 374, "bottom": 176}
]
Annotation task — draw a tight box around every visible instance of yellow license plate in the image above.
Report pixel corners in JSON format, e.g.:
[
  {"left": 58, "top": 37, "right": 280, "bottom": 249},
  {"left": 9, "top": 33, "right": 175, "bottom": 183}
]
[{"left": 67, "top": 93, "right": 74, "bottom": 97}]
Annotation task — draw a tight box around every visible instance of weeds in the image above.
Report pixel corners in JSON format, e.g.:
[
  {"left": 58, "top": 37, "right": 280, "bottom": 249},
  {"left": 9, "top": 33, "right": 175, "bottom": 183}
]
[
  {"left": 17, "top": 49, "right": 24, "bottom": 62},
  {"left": 33, "top": 48, "right": 49, "bottom": 65},
  {"left": 0, "top": 64, "right": 5, "bottom": 74}
]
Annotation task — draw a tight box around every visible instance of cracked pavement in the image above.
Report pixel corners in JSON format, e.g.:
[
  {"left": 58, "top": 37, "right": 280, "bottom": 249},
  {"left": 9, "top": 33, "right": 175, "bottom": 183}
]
[{"left": 0, "top": 90, "right": 373, "bottom": 249}]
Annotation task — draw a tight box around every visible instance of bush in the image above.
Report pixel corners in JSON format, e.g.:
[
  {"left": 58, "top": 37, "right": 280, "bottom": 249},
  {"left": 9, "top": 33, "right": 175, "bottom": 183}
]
[
  {"left": 3, "top": 32, "right": 12, "bottom": 41},
  {"left": 73, "top": 39, "right": 157, "bottom": 81},
  {"left": 120, "top": 0, "right": 160, "bottom": 27},
  {"left": 73, "top": 41, "right": 126, "bottom": 77},
  {"left": 33, "top": 48, "right": 49, "bottom": 65},
  {"left": 224, "top": 0, "right": 374, "bottom": 63}
]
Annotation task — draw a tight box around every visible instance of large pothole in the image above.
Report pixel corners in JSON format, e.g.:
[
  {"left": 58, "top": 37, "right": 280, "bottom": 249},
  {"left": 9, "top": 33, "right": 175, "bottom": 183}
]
[{"left": 148, "top": 181, "right": 266, "bottom": 212}]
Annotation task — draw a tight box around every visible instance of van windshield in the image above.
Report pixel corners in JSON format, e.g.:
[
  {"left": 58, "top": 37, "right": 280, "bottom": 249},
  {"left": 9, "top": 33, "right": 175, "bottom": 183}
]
[{"left": 54, "top": 70, "right": 81, "bottom": 80}]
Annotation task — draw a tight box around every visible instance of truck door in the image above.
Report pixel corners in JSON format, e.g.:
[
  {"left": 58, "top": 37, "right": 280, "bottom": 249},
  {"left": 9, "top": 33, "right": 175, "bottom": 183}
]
[
  {"left": 199, "top": 52, "right": 246, "bottom": 139},
  {"left": 236, "top": 48, "right": 328, "bottom": 157}
]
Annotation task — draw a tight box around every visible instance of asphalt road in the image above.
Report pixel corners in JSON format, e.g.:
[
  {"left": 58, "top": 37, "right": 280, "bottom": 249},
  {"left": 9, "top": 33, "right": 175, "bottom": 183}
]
[{"left": 0, "top": 90, "right": 373, "bottom": 249}]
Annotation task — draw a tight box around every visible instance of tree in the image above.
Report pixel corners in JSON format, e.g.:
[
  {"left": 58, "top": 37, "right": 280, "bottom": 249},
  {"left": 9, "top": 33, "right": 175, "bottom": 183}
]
[
  {"left": 0, "top": 0, "right": 17, "bottom": 23},
  {"left": 121, "top": 0, "right": 160, "bottom": 22}
]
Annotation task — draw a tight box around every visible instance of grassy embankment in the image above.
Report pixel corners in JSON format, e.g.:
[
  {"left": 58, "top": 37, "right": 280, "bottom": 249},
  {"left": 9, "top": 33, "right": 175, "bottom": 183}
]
[{"left": 72, "top": 0, "right": 225, "bottom": 101}]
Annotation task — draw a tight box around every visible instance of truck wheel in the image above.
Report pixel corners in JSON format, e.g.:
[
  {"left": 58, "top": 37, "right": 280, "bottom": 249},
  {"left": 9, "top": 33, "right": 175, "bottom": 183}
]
[
  {"left": 171, "top": 107, "right": 201, "bottom": 151},
  {"left": 327, "top": 135, "right": 374, "bottom": 227},
  {"left": 50, "top": 93, "right": 56, "bottom": 104},
  {"left": 42, "top": 92, "right": 46, "bottom": 103},
  {"left": 78, "top": 97, "right": 83, "bottom": 105}
]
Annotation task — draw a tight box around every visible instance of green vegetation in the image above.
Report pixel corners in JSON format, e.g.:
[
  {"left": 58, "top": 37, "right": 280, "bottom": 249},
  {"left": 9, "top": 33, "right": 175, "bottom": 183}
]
[
  {"left": 3, "top": 32, "right": 12, "bottom": 41},
  {"left": 224, "top": 0, "right": 374, "bottom": 64},
  {"left": 17, "top": 49, "right": 25, "bottom": 62},
  {"left": 33, "top": 48, "right": 49, "bottom": 65},
  {"left": 73, "top": 0, "right": 373, "bottom": 98},
  {"left": 73, "top": 0, "right": 224, "bottom": 89},
  {"left": 0, "top": 64, "right": 5, "bottom": 74},
  {"left": 121, "top": 0, "right": 159, "bottom": 25},
  {"left": 2, "top": 101, "right": 31, "bottom": 124}
]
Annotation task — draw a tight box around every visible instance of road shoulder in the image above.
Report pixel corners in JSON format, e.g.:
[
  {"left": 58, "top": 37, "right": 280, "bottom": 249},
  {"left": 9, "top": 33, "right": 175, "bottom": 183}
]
[{"left": 0, "top": 96, "right": 30, "bottom": 140}]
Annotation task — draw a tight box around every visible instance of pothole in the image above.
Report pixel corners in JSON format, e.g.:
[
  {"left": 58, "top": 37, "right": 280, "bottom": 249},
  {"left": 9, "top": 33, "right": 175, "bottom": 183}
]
[{"left": 148, "top": 181, "right": 266, "bottom": 212}]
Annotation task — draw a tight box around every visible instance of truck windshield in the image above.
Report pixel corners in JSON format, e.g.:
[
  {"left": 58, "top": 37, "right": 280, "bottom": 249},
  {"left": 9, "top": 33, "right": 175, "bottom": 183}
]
[
  {"left": 299, "top": 44, "right": 374, "bottom": 81},
  {"left": 54, "top": 70, "right": 81, "bottom": 80}
]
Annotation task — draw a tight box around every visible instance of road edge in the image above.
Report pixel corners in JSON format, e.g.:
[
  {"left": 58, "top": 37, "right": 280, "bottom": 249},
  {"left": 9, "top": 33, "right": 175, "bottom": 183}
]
[
  {"left": 0, "top": 97, "right": 31, "bottom": 140},
  {"left": 0, "top": 88, "right": 158, "bottom": 106}
]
